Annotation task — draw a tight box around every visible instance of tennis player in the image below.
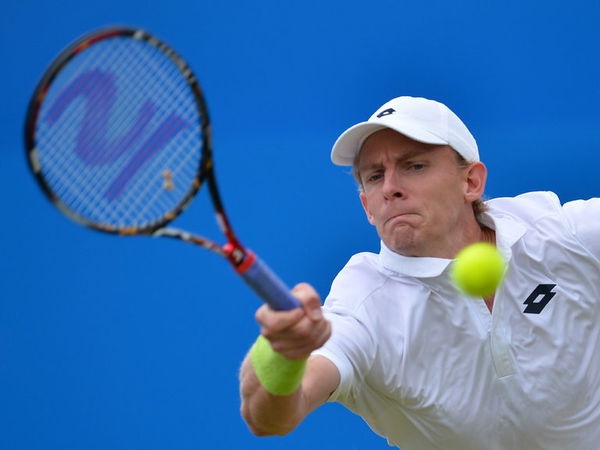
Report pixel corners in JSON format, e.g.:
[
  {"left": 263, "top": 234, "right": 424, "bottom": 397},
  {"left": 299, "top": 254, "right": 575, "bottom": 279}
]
[{"left": 239, "top": 96, "right": 600, "bottom": 449}]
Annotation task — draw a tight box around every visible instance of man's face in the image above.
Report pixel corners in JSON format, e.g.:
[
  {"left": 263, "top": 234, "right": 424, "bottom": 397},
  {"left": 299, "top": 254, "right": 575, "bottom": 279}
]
[{"left": 357, "top": 129, "right": 482, "bottom": 258}]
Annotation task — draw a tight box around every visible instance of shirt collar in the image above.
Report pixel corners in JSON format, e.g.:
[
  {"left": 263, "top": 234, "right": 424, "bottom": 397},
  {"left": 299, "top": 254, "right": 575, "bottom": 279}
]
[
  {"left": 478, "top": 207, "right": 527, "bottom": 264},
  {"left": 378, "top": 207, "right": 527, "bottom": 279},
  {"left": 379, "top": 242, "right": 452, "bottom": 278}
]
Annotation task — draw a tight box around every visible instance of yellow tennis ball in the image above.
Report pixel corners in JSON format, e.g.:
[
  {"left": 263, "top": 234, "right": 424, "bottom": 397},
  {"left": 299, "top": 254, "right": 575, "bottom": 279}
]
[{"left": 451, "top": 242, "right": 506, "bottom": 297}]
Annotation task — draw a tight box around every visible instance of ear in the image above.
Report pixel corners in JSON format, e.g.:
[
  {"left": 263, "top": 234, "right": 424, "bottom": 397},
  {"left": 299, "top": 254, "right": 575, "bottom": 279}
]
[
  {"left": 359, "top": 192, "right": 376, "bottom": 225},
  {"left": 463, "top": 161, "right": 487, "bottom": 203}
]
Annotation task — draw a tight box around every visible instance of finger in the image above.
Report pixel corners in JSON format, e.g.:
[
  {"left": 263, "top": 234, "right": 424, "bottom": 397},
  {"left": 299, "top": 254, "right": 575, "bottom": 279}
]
[
  {"left": 269, "top": 317, "right": 332, "bottom": 355},
  {"left": 274, "top": 328, "right": 331, "bottom": 360},
  {"left": 292, "top": 283, "right": 323, "bottom": 322},
  {"left": 255, "top": 303, "right": 304, "bottom": 333},
  {"left": 268, "top": 313, "right": 328, "bottom": 342}
]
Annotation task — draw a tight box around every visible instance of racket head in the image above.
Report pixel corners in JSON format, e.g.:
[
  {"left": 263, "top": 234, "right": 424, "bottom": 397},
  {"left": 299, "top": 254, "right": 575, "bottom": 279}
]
[{"left": 24, "top": 27, "right": 212, "bottom": 235}]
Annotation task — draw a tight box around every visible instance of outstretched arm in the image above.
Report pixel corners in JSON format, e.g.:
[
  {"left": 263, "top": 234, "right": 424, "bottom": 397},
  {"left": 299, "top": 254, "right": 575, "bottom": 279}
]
[{"left": 239, "top": 283, "right": 340, "bottom": 436}]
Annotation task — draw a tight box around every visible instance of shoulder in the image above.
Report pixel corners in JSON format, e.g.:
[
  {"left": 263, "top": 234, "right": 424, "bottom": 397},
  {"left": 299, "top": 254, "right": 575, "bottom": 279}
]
[
  {"left": 325, "top": 251, "right": 390, "bottom": 312},
  {"left": 485, "top": 191, "right": 594, "bottom": 247},
  {"left": 486, "top": 191, "right": 562, "bottom": 222},
  {"left": 484, "top": 191, "right": 579, "bottom": 235}
]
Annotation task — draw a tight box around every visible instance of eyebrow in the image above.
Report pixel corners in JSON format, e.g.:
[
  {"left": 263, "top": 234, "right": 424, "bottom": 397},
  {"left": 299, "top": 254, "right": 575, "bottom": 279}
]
[{"left": 358, "top": 149, "right": 426, "bottom": 173}]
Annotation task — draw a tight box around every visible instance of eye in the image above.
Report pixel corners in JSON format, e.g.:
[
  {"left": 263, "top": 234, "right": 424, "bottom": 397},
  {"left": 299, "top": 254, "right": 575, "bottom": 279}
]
[
  {"left": 366, "top": 172, "right": 383, "bottom": 183},
  {"left": 408, "top": 163, "right": 425, "bottom": 171}
]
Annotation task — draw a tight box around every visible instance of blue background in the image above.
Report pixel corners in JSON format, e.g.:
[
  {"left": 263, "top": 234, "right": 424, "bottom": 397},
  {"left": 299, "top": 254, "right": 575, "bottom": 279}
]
[{"left": 1, "top": 1, "right": 599, "bottom": 449}]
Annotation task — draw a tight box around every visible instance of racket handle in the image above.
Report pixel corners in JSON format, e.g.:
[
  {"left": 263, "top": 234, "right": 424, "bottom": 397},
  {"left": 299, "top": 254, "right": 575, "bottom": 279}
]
[{"left": 237, "top": 251, "right": 301, "bottom": 311}]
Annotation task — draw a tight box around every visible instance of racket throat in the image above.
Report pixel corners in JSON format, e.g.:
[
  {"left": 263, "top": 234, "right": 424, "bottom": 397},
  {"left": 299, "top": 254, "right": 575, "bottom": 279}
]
[{"left": 223, "top": 242, "right": 253, "bottom": 271}]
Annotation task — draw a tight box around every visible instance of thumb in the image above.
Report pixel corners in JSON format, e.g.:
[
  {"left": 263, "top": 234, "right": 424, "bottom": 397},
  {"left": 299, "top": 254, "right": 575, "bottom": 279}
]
[{"left": 292, "top": 282, "right": 323, "bottom": 321}]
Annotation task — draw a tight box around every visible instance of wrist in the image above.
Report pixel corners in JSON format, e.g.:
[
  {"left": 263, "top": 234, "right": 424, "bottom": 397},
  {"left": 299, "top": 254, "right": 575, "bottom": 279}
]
[{"left": 250, "top": 335, "right": 307, "bottom": 396}]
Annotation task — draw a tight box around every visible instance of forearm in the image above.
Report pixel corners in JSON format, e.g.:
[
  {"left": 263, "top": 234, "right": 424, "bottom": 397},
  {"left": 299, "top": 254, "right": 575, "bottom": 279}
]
[
  {"left": 239, "top": 283, "right": 336, "bottom": 436},
  {"left": 239, "top": 353, "right": 308, "bottom": 436}
]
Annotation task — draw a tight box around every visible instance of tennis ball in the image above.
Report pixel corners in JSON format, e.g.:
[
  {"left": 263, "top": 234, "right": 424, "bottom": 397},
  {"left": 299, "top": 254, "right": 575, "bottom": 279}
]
[{"left": 451, "top": 242, "right": 506, "bottom": 297}]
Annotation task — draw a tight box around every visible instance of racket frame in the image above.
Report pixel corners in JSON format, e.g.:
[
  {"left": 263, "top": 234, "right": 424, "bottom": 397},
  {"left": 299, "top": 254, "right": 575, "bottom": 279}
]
[
  {"left": 24, "top": 27, "right": 243, "bottom": 263},
  {"left": 24, "top": 27, "right": 301, "bottom": 311}
]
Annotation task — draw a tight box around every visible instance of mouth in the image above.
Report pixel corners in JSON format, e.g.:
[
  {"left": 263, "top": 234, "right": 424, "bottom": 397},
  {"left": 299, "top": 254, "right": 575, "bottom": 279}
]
[{"left": 384, "top": 213, "right": 414, "bottom": 225}]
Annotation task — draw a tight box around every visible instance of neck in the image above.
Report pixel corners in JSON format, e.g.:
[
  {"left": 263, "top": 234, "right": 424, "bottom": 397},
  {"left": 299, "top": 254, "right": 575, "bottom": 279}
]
[
  {"left": 439, "top": 221, "right": 496, "bottom": 259},
  {"left": 480, "top": 225, "right": 496, "bottom": 246}
]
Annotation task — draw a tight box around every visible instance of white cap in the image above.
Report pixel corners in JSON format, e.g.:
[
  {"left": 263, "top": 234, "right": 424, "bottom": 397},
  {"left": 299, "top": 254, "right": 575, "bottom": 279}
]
[{"left": 330, "top": 96, "right": 479, "bottom": 166}]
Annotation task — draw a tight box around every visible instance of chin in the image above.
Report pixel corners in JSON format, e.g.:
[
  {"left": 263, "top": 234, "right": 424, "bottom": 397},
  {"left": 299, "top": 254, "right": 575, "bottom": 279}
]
[{"left": 386, "top": 235, "right": 422, "bottom": 257}]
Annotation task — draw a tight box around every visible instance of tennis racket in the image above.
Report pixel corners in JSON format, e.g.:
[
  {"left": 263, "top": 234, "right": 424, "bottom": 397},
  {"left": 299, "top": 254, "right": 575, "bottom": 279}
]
[{"left": 24, "top": 26, "right": 300, "bottom": 311}]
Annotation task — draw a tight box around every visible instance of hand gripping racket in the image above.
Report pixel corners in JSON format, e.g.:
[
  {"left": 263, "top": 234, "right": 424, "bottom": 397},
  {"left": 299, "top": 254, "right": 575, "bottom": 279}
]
[{"left": 24, "top": 27, "right": 300, "bottom": 311}]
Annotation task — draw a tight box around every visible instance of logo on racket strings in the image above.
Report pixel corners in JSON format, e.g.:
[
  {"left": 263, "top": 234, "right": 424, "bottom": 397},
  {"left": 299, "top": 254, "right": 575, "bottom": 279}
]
[{"left": 45, "top": 69, "right": 190, "bottom": 201}]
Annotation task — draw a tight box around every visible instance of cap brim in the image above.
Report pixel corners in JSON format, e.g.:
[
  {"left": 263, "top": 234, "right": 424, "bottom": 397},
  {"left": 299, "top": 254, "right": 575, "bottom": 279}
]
[{"left": 330, "top": 118, "right": 448, "bottom": 166}]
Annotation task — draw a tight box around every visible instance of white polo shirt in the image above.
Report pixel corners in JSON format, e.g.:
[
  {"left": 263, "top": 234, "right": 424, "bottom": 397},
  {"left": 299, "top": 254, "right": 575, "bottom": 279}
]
[{"left": 313, "top": 191, "right": 600, "bottom": 449}]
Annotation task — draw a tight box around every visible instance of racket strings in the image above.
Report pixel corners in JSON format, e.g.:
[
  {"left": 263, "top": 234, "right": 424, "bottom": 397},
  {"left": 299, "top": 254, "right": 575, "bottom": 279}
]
[
  {"left": 35, "top": 34, "right": 203, "bottom": 230},
  {"left": 132, "top": 135, "right": 200, "bottom": 222},
  {"left": 93, "top": 53, "right": 183, "bottom": 221},
  {"left": 105, "top": 53, "right": 201, "bottom": 225},
  {"left": 39, "top": 40, "right": 155, "bottom": 218},
  {"left": 77, "top": 40, "right": 190, "bottom": 209},
  {"left": 38, "top": 47, "right": 118, "bottom": 200},
  {"left": 81, "top": 44, "right": 187, "bottom": 219},
  {"left": 102, "top": 55, "right": 200, "bottom": 222}
]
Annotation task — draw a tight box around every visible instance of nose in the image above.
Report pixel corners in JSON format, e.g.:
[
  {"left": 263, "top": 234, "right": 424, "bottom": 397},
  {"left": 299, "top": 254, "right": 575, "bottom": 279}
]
[{"left": 382, "top": 170, "right": 403, "bottom": 200}]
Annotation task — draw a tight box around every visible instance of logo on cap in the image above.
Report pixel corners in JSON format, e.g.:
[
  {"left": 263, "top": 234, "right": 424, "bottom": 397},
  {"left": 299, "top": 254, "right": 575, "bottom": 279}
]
[{"left": 377, "top": 108, "right": 395, "bottom": 118}]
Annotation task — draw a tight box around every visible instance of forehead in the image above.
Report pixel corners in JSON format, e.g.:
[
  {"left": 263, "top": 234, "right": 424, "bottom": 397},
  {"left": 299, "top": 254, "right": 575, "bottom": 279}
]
[{"left": 357, "top": 128, "right": 447, "bottom": 168}]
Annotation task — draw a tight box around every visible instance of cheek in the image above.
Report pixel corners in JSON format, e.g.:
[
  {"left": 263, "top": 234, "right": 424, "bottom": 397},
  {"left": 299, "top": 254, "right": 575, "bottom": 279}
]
[
  {"left": 429, "top": 184, "right": 464, "bottom": 220},
  {"left": 360, "top": 192, "right": 377, "bottom": 224}
]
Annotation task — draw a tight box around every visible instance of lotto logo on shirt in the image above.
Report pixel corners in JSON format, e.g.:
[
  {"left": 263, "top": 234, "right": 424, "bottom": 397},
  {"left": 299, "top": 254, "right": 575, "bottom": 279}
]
[{"left": 523, "top": 284, "right": 557, "bottom": 314}]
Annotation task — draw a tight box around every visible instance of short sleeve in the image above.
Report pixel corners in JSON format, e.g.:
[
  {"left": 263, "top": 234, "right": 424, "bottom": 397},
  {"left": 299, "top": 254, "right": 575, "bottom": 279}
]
[
  {"left": 312, "top": 301, "right": 376, "bottom": 403},
  {"left": 562, "top": 198, "right": 600, "bottom": 262},
  {"left": 311, "top": 252, "right": 382, "bottom": 403}
]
